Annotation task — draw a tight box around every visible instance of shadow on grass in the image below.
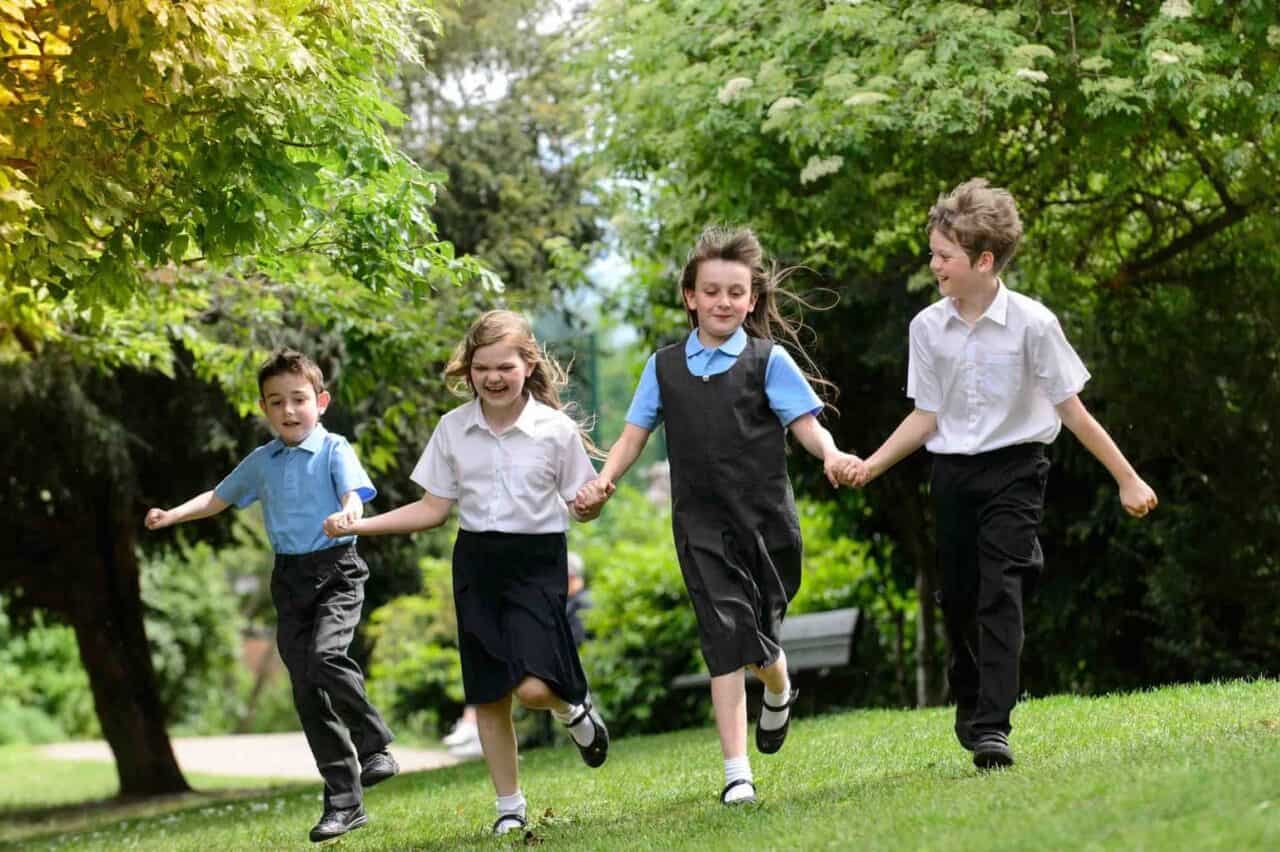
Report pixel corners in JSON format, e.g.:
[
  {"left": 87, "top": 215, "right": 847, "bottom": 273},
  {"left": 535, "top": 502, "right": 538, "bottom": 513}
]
[{"left": 0, "top": 782, "right": 312, "bottom": 849}]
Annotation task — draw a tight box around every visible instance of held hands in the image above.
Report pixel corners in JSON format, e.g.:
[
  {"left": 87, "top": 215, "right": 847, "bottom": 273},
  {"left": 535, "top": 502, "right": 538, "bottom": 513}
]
[
  {"left": 1120, "top": 475, "right": 1158, "bottom": 519},
  {"left": 573, "top": 477, "right": 616, "bottom": 518},
  {"left": 827, "top": 452, "right": 868, "bottom": 488},
  {"left": 323, "top": 505, "right": 364, "bottom": 538},
  {"left": 144, "top": 508, "right": 173, "bottom": 530}
]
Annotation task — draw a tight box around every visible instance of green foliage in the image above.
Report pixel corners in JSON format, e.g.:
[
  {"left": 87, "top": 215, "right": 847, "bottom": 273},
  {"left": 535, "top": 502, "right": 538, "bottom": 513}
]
[
  {"left": 140, "top": 538, "right": 247, "bottom": 733},
  {"left": 0, "top": 604, "right": 95, "bottom": 743},
  {"left": 580, "top": 0, "right": 1280, "bottom": 696}
]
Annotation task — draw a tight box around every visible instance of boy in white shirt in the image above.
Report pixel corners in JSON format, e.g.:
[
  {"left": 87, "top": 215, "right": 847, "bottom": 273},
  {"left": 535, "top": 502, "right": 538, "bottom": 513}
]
[{"left": 845, "top": 178, "right": 1158, "bottom": 768}]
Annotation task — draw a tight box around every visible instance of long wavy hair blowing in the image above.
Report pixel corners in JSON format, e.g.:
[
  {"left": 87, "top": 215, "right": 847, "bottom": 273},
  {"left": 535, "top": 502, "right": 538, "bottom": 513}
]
[
  {"left": 445, "top": 310, "right": 602, "bottom": 457},
  {"left": 678, "top": 226, "right": 838, "bottom": 409}
]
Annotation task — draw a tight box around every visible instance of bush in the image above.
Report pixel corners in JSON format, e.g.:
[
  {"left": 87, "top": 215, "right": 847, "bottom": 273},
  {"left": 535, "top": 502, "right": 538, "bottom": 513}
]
[
  {"left": 141, "top": 537, "right": 249, "bottom": 734},
  {"left": 0, "top": 602, "right": 97, "bottom": 741}
]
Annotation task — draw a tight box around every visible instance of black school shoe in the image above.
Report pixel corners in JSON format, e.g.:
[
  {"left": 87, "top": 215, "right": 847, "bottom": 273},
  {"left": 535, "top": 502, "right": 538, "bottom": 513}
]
[
  {"left": 720, "top": 778, "right": 758, "bottom": 806},
  {"left": 755, "top": 686, "right": 799, "bottom": 754},
  {"left": 972, "top": 732, "right": 1015, "bottom": 769},
  {"left": 309, "top": 805, "right": 368, "bottom": 842},
  {"left": 565, "top": 701, "right": 609, "bottom": 768},
  {"left": 360, "top": 750, "right": 400, "bottom": 788},
  {"left": 492, "top": 812, "right": 527, "bottom": 836}
]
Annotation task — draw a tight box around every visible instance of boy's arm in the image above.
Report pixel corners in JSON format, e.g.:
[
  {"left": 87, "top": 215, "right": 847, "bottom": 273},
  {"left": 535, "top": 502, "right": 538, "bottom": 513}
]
[
  {"left": 1055, "top": 395, "right": 1158, "bottom": 517},
  {"left": 859, "top": 408, "right": 938, "bottom": 486},
  {"left": 145, "top": 490, "right": 230, "bottom": 530},
  {"left": 787, "top": 413, "right": 860, "bottom": 488},
  {"left": 326, "top": 491, "right": 455, "bottom": 538}
]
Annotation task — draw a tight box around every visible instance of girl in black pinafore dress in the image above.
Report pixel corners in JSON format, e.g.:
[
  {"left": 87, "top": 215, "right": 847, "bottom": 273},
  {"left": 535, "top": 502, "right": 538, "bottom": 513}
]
[{"left": 575, "top": 227, "right": 861, "bottom": 806}]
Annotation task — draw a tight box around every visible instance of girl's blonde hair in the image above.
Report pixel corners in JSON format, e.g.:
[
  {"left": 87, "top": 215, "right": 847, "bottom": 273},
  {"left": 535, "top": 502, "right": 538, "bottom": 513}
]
[
  {"left": 445, "top": 310, "right": 602, "bottom": 456},
  {"left": 679, "top": 225, "right": 838, "bottom": 409}
]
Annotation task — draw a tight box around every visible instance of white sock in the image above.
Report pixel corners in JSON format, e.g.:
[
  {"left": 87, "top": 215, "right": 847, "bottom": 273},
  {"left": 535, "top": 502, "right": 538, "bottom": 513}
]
[
  {"left": 552, "top": 703, "right": 595, "bottom": 747},
  {"left": 760, "top": 677, "right": 793, "bottom": 732},
  {"left": 495, "top": 790, "right": 526, "bottom": 820},
  {"left": 723, "top": 756, "right": 754, "bottom": 802}
]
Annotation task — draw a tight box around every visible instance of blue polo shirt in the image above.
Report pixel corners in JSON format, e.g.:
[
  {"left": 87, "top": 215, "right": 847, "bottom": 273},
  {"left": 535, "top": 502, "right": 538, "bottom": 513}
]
[
  {"left": 625, "top": 327, "right": 823, "bottom": 430},
  {"left": 214, "top": 425, "right": 376, "bottom": 555}
]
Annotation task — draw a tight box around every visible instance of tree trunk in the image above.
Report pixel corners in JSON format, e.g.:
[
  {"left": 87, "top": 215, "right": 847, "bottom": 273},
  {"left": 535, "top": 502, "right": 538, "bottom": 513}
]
[{"left": 70, "top": 512, "right": 190, "bottom": 797}]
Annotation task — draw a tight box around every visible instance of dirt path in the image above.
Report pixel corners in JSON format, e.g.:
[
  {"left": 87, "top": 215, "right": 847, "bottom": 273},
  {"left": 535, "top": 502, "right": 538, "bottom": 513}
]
[{"left": 40, "top": 732, "right": 461, "bottom": 780}]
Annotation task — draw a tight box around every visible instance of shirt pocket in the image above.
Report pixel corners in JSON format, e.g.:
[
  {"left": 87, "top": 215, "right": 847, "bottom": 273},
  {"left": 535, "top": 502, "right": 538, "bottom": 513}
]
[{"left": 978, "top": 349, "right": 1024, "bottom": 400}]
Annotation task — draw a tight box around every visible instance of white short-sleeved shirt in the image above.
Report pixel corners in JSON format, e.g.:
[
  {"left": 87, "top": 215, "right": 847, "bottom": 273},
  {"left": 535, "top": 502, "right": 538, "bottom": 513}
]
[
  {"left": 907, "top": 282, "right": 1091, "bottom": 455},
  {"left": 410, "top": 397, "right": 597, "bottom": 533}
]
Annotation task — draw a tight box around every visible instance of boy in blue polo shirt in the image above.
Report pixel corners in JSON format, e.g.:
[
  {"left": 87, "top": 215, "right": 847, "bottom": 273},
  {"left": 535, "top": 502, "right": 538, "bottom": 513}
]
[{"left": 145, "top": 348, "right": 396, "bottom": 843}]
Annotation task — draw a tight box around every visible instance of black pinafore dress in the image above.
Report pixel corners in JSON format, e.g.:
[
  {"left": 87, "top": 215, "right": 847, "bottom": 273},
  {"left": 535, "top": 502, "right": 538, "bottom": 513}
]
[{"left": 655, "top": 335, "right": 803, "bottom": 677}]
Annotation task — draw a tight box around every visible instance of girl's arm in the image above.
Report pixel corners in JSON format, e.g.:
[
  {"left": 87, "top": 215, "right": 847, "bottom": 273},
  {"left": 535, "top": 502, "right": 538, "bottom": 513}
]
[
  {"left": 1055, "top": 395, "right": 1157, "bottom": 517},
  {"left": 787, "top": 413, "right": 859, "bottom": 487},
  {"left": 145, "top": 490, "right": 230, "bottom": 530},
  {"left": 323, "top": 490, "right": 367, "bottom": 535},
  {"left": 325, "top": 491, "right": 455, "bottom": 538},
  {"left": 859, "top": 408, "right": 938, "bottom": 486},
  {"left": 574, "top": 424, "right": 652, "bottom": 512},
  {"left": 596, "top": 423, "right": 652, "bottom": 488}
]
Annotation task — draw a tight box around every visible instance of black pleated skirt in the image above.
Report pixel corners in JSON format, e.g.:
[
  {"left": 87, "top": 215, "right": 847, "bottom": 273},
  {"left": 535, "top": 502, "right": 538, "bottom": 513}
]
[{"left": 452, "top": 530, "right": 589, "bottom": 705}]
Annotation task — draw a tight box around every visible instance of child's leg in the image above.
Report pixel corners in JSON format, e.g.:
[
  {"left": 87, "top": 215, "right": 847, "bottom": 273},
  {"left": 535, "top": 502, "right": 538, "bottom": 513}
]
[
  {"left": 710, "top": 671, "right": 748, "bottom": 758},
  {"left": 513, "top": 676, "right": 606, "bottom": 761},
  {"left": 748, "top": 651, "right": 795, "bottom": 741},
  {"left": 475, "top": 694, "right": 519, "bottom": 797},
  {"left": 710, "top": 671, "right": 756, "bottom": 803},
  {"left": 308, "top": 551, "right": 394, "bottom": 761}
]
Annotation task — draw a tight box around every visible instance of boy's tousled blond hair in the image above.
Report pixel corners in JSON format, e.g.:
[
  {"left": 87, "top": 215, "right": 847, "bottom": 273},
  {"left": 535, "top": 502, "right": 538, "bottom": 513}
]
[{"left": 927, "top": 178, "right": 1023, "bottom": 273}]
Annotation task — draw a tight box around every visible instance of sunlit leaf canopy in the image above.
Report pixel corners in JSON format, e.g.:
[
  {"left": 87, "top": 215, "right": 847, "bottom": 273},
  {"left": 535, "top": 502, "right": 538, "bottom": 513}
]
[{"left": 1, "top": 0, "right": 497, "bottom": 395}]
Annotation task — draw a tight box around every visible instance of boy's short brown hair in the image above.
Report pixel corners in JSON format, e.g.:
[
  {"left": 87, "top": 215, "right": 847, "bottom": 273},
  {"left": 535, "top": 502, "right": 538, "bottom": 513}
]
[
  {"left": 257, "top": 348, "right": 325, "bottom": 398},
  {"left": 927, "top": 178, "right": 1024, "bottom": 273}
]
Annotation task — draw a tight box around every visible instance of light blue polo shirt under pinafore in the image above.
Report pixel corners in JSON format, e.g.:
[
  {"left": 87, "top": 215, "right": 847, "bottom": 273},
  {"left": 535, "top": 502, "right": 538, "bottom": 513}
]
[{"left": 625, "top": 327, "right": 823, "bottom": 429}]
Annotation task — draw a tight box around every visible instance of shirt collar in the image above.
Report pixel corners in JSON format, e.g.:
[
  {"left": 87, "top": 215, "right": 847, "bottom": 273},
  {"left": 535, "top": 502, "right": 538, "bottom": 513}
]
[
  {"left": 944, "top": 279, "right": 1009, "bottom": 328},
  {"left": 684, "top": 325, "right": 747, "bottom": 359},
  {"left": 270, "top": 423, "right": 327, "bottom": 456},
  {"left": 465, "top": 395, "right": 545, "bottom": 437}
]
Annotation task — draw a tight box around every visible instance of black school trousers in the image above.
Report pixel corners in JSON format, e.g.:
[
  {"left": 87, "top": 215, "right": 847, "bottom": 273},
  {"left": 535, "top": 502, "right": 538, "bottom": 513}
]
[
  {"left": 272, "top": 543, "right": 393, "bottom": 809},
  {"left": 932, "top": 442, "right": 1049, "bottom": 737}
]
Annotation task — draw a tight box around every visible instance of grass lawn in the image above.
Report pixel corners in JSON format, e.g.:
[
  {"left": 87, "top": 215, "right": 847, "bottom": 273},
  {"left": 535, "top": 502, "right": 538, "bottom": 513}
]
[{"left": 6, "top": 678, "right": 1278, "bottom": 850}]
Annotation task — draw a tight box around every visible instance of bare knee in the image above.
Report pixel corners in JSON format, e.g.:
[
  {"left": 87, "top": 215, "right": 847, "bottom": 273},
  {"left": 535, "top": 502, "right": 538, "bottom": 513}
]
[{"left": 513, "top": 677, "right": 556, "bottom": 709}]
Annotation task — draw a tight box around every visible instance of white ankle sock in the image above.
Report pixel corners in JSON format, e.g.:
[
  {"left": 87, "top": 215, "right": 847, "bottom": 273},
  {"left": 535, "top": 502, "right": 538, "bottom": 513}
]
[
  {"left": 723, "top": 756, "right": 754, "bottom": 802},
  {"left": 760, "top": 678, "right": 792, "bottom": 731},
  {"left": 495, "top": 790, "right": 526, "bottom": 820},
  {"left": 552, "top": 704, "right": 595, "bottom": 747}
]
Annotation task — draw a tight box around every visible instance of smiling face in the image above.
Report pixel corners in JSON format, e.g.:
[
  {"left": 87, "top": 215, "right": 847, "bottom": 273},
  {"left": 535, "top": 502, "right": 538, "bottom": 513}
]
[
  {"left": 470, "top": 337, "right": 534, "bottom": 415},
  {"left": 683, "top": 258, "right": 757, "bottom": 347},
  {"left": 928, "top": 228, "right": 993, "bottom": 301},
  {"left": 259, "top": 372, "right": 329, "bottom": 446}
]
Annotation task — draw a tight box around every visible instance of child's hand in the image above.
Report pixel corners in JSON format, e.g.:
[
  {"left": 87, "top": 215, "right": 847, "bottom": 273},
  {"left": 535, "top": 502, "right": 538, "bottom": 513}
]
[
  {"left": 1120, "top": 476, "right": 1158, "bottom": 518},
  {"left": 323, "top": 508, "right": 362, "bottom": 538},
  {"left": 144, "top": 508, "right": 172, "bottom": 530},
  {"left": 573, "top": 478, "right": 615, "bottom": 515},
  {"left": 826, "top": 452, "right": 865, "bottom": 488}
]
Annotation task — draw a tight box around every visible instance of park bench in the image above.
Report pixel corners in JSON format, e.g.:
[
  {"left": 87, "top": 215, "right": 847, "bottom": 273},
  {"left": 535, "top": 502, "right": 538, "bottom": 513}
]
[{"left": 669, "top": 607, "right": 862, "bottom": 690}]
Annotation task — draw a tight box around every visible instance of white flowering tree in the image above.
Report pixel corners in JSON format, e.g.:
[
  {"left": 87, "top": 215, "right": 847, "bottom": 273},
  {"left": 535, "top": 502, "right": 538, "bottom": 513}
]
[{"left": 582, "top": 0, "right": 1280, "bottom": 702}]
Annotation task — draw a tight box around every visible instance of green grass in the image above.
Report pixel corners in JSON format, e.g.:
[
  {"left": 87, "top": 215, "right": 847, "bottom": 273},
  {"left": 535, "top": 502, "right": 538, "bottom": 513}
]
[{"left": 6, "top": 679, "right": 1279, "bottom": 850}]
